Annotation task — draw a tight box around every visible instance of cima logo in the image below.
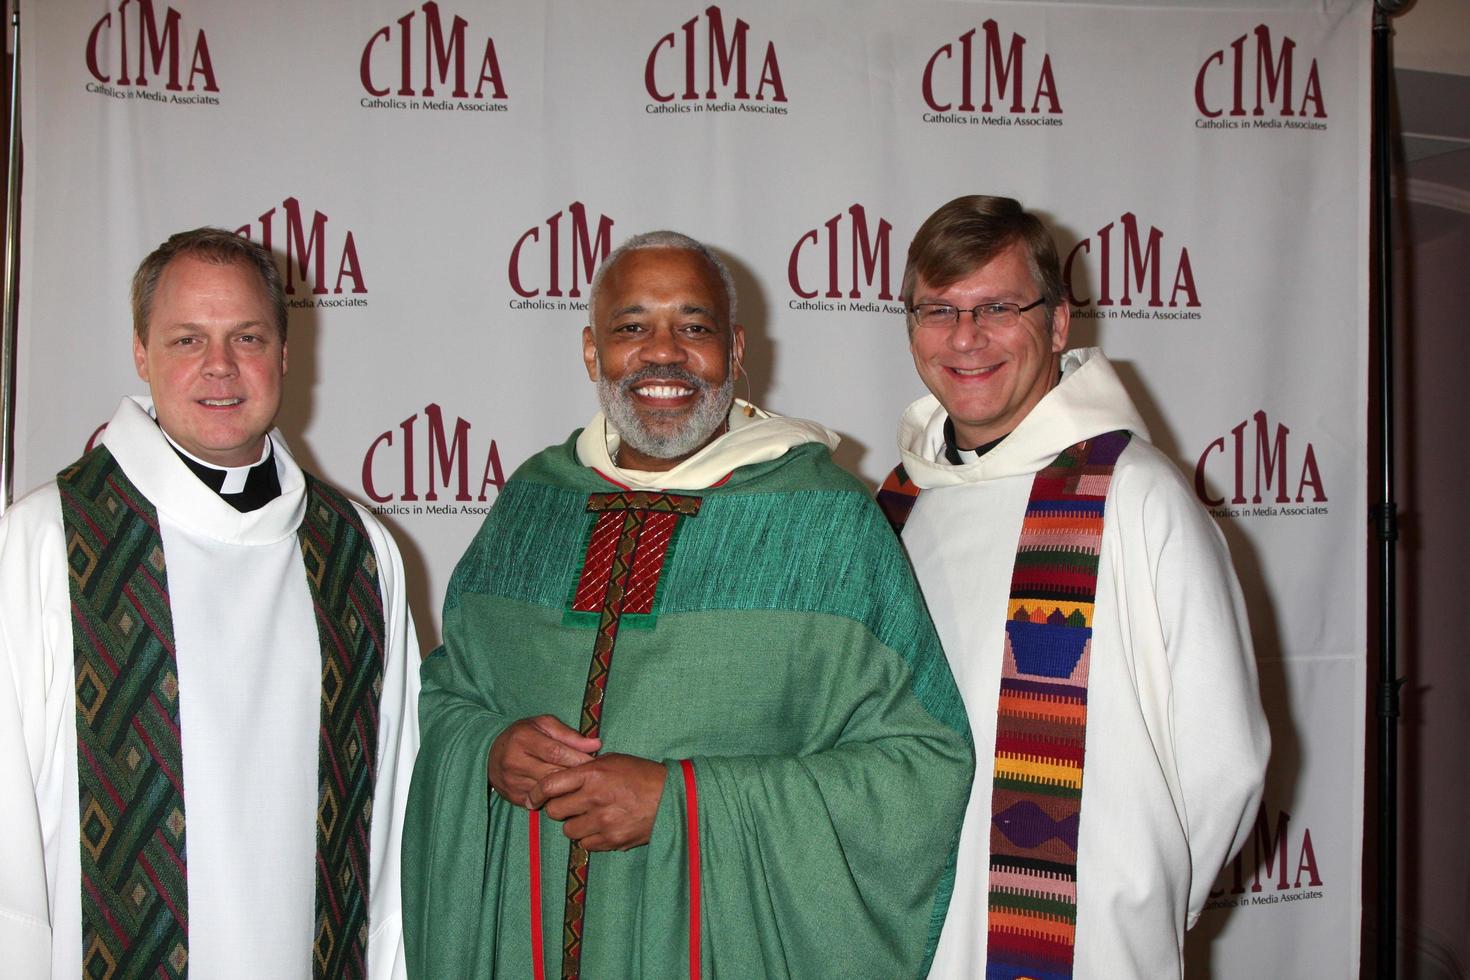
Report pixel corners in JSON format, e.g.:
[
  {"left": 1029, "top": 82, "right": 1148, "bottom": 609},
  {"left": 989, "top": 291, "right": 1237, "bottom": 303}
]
[
  {"left": 786, "top": 205, "right": 903, "bottom": 312},
  {"left": 1208, "top": 805, "right": 1324, "bottom": 909},
  {"left": 645, "top": 5, "right": 787, "bottom": 104},
  {"left": 1064, "top": 213, "right": 1199, "bottom": 314},
  {"left": 1195, "top": 411, "right": 1326, "bottom": 512},
  {"left": 85, "top": 0, "right": 218, "bottom": 93},
  {"left": 235, "top": 198, "right": 367, "bottom": 300},
  {"left": 1195, "top": 24, "right": 1325, "bottom": 120},
  {"left": 362, "top": 404, "right": 507, "bottom": 508},
  {"left": 360, "top": 2, "right": 507, "bottom": 100},
  {"left": 922, "top": 21, "right": 1061, "bottom": 118},
  {"left": 507, "top": 203, "right": 615, "bottom": 308}
]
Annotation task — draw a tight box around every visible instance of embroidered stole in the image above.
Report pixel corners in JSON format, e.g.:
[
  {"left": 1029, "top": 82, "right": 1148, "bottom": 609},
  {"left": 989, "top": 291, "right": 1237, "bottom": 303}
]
[
  {"left": 877, "top": 430, "right": 1131, "bottom": 980},
  {"left": 58, "top": 446, "right": 386, "bottom": 979},
  {"left": 555, "top": 489, "right": 703, "bottom": 980}
]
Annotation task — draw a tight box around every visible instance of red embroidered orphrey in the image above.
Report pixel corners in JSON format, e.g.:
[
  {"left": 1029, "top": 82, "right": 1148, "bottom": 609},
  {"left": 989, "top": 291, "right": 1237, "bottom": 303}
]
[{"left": 558, "top": 491, "right": 703, "bottom": 980}]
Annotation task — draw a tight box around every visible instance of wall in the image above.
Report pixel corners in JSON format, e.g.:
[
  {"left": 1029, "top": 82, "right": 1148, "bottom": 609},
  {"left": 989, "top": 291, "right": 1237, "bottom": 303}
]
[{"left": 1387, "top": 3, "right": 1470, "bottom": 974}]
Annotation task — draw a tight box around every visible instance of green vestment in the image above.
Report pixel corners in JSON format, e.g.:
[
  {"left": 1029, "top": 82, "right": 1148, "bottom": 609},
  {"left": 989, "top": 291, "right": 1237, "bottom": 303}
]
[{"left": 403, "top": 435, "right": 974, "bottom": 979}]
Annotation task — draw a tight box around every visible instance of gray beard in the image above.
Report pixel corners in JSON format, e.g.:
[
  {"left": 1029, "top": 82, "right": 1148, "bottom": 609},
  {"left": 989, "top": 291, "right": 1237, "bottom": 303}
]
[{"left": 597, "top": 363, "right": 734, "bottom": 462}]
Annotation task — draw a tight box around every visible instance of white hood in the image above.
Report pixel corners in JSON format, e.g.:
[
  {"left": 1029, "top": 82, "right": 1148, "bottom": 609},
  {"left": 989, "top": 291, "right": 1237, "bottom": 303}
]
[
  {"left": 897, "top": 348, "right": 1149, "bottom": 489},
  {"left": 575, "top": 399, "right": 840, "bottom": 491},
  {"left": 103, "top": 395, "right": 306, "bottom": 544}
]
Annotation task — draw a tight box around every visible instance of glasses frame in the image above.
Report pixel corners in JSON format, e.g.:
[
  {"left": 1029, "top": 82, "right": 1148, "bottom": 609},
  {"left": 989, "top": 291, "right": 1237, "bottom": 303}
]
[{"left": 906, "top": 297, "right": 1046, "bottom": 329}]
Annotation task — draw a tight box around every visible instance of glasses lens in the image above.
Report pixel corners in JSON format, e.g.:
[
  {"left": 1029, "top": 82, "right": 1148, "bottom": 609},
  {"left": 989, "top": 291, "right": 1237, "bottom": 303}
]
[
  {"left": 978, "top": 303, "right": 1018, "bottom": 327},
  {"left": 918, "top": 305, "right": 955, "bottom": 327}
]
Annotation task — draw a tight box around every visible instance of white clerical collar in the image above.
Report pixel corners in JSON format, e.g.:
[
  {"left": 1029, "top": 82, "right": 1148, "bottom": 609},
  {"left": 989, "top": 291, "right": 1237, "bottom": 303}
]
[
  {"left": 954, "top": 446, "right": 982, "bottom": 464},
  {"left": 159, "top": 426, "right": 271, "bottom": 494}
]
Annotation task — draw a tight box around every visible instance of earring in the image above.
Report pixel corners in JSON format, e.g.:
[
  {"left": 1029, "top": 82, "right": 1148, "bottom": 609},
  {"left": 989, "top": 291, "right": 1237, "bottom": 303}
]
[{"left": 736, "top": 356, "right": 756, "bottom": 416}]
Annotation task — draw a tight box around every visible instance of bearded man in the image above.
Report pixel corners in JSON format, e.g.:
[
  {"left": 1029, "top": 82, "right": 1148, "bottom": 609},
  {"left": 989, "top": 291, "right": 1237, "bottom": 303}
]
[{"left": 402, "top": 231, "right": 974, "bottom": 979}]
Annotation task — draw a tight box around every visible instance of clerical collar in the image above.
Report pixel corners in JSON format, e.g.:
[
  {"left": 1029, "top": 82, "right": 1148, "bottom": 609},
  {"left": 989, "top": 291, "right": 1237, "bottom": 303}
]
[
  {"left": 942, "top": 417, "right": 1007, "bottom": 465},
  {"left": 162, "top": 429, "right": 281, "bottom": 512}
]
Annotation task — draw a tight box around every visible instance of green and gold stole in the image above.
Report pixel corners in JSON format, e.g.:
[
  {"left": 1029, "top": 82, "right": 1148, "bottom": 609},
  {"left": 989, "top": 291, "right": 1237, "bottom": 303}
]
[
  {"left": 58, "top": 445, "right": 386, "bottom": 979},
  {"left": 878, "top": 430, "right": 1130, "bottom": 980}
]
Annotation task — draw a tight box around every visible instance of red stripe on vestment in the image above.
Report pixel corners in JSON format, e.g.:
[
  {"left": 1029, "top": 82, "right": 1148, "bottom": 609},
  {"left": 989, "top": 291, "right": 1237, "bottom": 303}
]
[
  {"left": 75, "top": 739, "right": 125, "bottom": 812},
  {"left": 70, "top": 600, "right": 122, "bottom": 675},
  {"left": 993, "top": 733, "right": 1087, "bottom": 765},
  {"left": 681, "top": 759, "right": 701, "bottom": 980},
  {"left": 147, "top": 691, "right": 181, "bottom": 743},
  {"left": 592, "top": 469, "right": 632, "bottom": 491},
  {"left": 155, "top": 825, "right": 186, "bottom": 879},
  {"left": 122, "top": 579, "right": 175, "bottom": 655},
  {"left": 593, "top": 468, "right": 733, "bottom": 491},
  {"left": 130, "top": 717, "right": 184, "bottom": 796},
  {"left": 82, "top": 872, "right": 131, "bottom": 947},
  {"left": 138, "top": 851, "right": 186, "bottom": 928},
  {"left": 529, "top": 809, "right": 545, "bottom": 980},
  {"left": 316, "top": 851, "right": 342, "bottom": 922}
]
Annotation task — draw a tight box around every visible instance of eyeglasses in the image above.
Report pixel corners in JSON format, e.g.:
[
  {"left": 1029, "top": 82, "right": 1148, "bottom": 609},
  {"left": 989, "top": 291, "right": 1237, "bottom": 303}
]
[{"left": 907, "top": 298, "right": 1046, "bottom": 330}]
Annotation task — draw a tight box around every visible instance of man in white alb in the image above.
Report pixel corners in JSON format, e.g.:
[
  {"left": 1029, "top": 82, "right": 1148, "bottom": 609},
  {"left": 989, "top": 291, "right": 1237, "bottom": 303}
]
[
  {"left": 0, "top": 228, "right": 419, "bottom": 978},
  {"left": 878, "top": 195, "right": 1270, "bottom": 979}
]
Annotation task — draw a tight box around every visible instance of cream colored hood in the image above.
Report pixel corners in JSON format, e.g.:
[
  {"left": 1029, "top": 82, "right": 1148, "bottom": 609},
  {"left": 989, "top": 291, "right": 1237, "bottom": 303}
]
[{"left": 576, "top": 399, "right": 840, "bottom": 491}]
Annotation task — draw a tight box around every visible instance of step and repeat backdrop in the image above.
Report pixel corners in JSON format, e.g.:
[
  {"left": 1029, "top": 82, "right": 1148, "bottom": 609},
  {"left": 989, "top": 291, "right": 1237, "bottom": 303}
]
[{"left": 14, "top": 0, "right": 1369, "bottom": 974}]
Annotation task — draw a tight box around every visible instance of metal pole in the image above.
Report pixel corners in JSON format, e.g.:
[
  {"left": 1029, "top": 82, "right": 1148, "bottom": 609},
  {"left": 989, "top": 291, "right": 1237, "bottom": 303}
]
[
  {"left": 1370, "top": 2, "right": 1409, "bottom": 976},
  {"left": 0, "top": 2, "right": 19, "bottom": 515}
]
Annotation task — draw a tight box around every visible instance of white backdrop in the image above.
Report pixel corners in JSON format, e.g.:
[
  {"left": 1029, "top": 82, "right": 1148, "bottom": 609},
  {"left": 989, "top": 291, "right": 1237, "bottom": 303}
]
[{"left": 13, "top": 0, "right": 1370, "bottom": 974}]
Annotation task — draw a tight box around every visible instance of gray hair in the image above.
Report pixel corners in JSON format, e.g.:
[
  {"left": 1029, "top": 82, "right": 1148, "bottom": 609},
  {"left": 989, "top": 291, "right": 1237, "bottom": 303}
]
[{"left": 589, "top": 230, "right": 738, "bottom": 326}]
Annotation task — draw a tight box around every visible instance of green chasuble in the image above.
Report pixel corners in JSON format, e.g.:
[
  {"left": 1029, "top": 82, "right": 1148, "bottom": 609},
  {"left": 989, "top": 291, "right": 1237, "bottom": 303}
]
[{"left": 403, "top": 435, "right": 974, "bottom": 979}]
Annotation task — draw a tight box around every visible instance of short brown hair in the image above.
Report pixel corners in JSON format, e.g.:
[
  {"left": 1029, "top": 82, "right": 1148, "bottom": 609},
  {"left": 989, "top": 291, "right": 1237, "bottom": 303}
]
[
  {"left": 131, "top": 227, "right": 286, "bottom": 343},
  {"left": 902, "top": 196, "right": 1065, "bottom": 325}
]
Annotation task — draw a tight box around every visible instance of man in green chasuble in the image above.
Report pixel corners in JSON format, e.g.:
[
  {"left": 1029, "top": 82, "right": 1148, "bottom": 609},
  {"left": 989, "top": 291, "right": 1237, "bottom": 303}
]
[{"left": 402, "top": 231, "right": 974, "bottom": 979}]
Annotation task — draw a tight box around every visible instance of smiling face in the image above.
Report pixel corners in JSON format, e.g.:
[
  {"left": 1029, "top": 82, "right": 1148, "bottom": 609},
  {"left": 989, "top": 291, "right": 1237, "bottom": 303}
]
[
  {"left": 132, "top": 255, "right": 287, "bottom": 467},
  {"left": 582, "top": 247, "right": 744, "bottom": 471},
  {"left": 908, "top": 242, "right": 1068, "bottom": 449}
]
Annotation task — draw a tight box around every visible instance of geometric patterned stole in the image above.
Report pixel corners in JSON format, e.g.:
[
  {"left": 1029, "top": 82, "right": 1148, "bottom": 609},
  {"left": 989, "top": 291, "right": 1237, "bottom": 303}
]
[
  {"left": 876, "top": 430, "right": 1130, "bottom": 980},
  {"left": 299, "top": 472, "right": 386, "bottom": 980},
  {"left": 58, "top": 445, "right": 385, "bottom": 980}
]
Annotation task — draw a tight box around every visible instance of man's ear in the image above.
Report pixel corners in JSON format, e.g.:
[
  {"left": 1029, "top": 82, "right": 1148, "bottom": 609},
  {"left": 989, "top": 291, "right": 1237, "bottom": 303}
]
[
  {"left": 1049, "top": 302, "right": 1070, "bottom": 352},
  {"left": 731, "top": 323, "right": 745, "bottom": 371},
  {"left": 582, "top": 325, "right": 599, "bottom": 381},
  {"left": 132, "top": 333, "right": 150, "bottom": 382}
]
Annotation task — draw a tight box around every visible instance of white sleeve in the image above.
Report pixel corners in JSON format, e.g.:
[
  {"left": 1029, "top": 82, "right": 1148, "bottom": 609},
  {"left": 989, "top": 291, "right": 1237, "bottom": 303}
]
[
  {"left": 0, "top": 488, "right": 67, "bottom": 977},
  {"left": 353, "top": 504, "right": 421, "bottom": 980},
  {"left": 1121, "top": 457, "right": 1271, "bottom": 928}
]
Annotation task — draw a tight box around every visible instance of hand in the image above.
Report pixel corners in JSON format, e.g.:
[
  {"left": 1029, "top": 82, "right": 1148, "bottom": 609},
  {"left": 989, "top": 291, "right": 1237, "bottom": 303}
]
[
  {"left": 528, "top": 754, "right": 667, "bottom": 852},
  {"left": 488, "top": 715, "right": 601, "bottom": 807}
]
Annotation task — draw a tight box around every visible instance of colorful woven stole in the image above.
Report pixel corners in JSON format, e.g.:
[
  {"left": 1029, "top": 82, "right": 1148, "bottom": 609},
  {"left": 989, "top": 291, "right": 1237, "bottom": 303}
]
[
  {"left": 58, "top": 446, "right": 385, "bottom": 979},
  {"left": 876, "top": 430, "right": 1131, "bottom": 980},
  {"left": 557, "top": 489, "right": 702, "bottom": 980},
  {"left": 876, "top": 462, "right": 921, "bottom": 535}
]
